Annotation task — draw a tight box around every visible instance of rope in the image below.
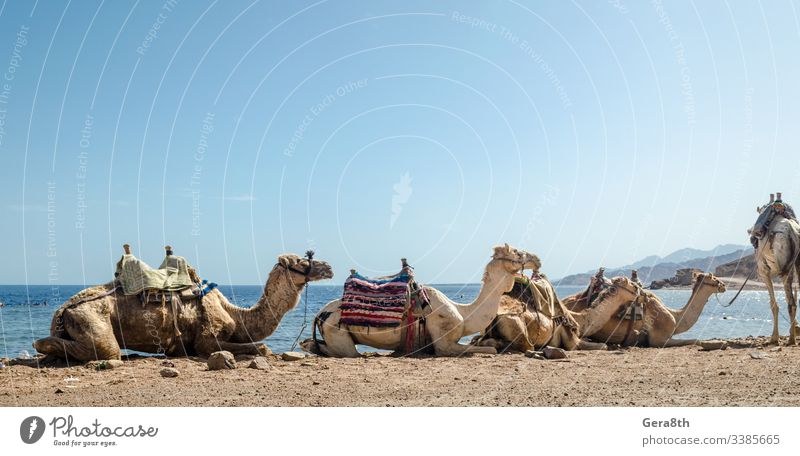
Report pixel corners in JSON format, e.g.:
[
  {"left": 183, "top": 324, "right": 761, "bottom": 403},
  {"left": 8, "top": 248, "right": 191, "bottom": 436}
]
[
  {"left": 290, "top": 284, "right": 309, "bottom": 351},
  {"left": 723, "top": 266, "right": 755, "bottom": 307}
]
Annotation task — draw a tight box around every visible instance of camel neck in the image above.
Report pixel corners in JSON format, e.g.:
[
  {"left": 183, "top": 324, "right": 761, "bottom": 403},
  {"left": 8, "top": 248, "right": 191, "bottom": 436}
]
[
  {"left": 460, "top": 261, "right": 513, "bottom": 335},
  {"left": 235, "top": 267, "right": 304, "bottom": 342},
  {"left": 572, "top": 288, "right": 636, "bottom": 337},
  {"left": 670, "top": 283, "right": 714, "bottom": 335}
]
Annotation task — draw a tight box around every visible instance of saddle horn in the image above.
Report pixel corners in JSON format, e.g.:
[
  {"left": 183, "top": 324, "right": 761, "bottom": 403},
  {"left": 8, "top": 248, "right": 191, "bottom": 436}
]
[
  {"left": 165, "top": 245, "right": 173, "bottom": 256},
  {"left": 401, "top": 258, "right": 409, "bottom": 268},
  {"left": 770, "top": 193, "right": 775, "bottom": 203},
  {"left": 123, "top": 244, "right": 131, "bottom": 255},
  {"left": 777, "top": 192, "right": 782, "bottom": 202}
]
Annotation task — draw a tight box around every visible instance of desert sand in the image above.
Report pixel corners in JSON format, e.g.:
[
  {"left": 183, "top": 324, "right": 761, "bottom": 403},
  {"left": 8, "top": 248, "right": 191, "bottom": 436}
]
[{"left": 2, "top": 337, "right": 800, "bottom": 407}]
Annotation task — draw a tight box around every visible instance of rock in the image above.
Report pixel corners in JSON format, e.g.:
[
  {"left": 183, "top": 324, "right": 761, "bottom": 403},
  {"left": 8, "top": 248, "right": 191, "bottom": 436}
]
[
  {"left": 542, "top": 346, "right": 568, "bottom": 360},
  {"left": 749, "top": 351, "right": 767, "bottom": 360},
  {"left": 770, "top": 346, "right": 782, "bottom": 353},
  {"left": 55, "top": 388, "right": 64, "bottom": 394},
  {"left": 248, "top": 357, "right": 270, "bottom": 370},
  {"left": 281, "top": 351, "right": 306, "bottom": 361},
  {"left": 161, "top": 360, "right": 175, "bottom": 367},
  {"left": 699, "top": 340, "right": 728, "bottom": 351},
  {"left": 160, "top": 367, "right": 180, "bottom": 378},
  {"left": 0, "top": 362, "right": 5, "bottom": 369},
  {"left": 207, "top": 351, "right": 236, "bottom": 370}
]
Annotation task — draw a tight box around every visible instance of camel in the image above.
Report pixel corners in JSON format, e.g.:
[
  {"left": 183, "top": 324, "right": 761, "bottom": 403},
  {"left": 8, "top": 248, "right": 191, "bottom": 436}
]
[
  {"left": 33, "top": 252, "right": 333, "bottom": 362},
  {"left": 301, "top": 244, "right": 540, "bottom": 357},
  {"left": 563, "top": 272, "right": 727, "bottom": 347},
  {"left": 474, "top": 275, "right": 641, "bottom": 352},
  {"left": 748, "top": 193, "right": 800, "bottom": 345}
]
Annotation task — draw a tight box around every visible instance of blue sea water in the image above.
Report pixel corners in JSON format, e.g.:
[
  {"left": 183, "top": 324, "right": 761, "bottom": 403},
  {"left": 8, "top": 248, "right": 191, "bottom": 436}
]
[{"left": 0, "top": 284, "right": 786, "bottom": 359}]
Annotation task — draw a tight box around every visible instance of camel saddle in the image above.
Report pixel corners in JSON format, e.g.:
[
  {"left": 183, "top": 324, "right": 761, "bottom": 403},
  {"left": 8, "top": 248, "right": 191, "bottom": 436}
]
[
  {"left": 339, "top": 259, "right": 430, "bottom": 355},
  {"left": 114, "top": 249, "right": 215, "bottom": 337}
]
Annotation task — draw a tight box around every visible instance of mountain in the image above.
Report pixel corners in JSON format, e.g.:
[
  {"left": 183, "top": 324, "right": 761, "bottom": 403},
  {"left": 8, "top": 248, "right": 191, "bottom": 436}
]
[{"left": 556, "top": 244, "right": 751, "bottom": 286}]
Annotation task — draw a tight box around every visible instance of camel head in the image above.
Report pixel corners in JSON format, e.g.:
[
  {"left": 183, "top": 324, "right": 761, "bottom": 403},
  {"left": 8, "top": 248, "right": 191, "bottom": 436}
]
[
  {"left": 692, "top": 271, "right": 727, "bottom": 294},
  {"left": 604, "top": 276, "right": 641, "bottom": 301},
  {"left": 276, "top": 253, "right": 334, "bottom": 288},
  {"left": 491, "top": 244, "right": 541, "bottom": 273}
]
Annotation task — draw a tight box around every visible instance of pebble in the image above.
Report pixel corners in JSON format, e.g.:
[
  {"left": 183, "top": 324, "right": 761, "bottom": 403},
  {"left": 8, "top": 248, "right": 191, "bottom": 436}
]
[
  {"left": 281, "top": 352, "right": 306, "bottom": 361},
  {"left": 749, "top": 351, "right": 767, "bottom": 360},
  {"left": 54, "top": 388, "right": 64, "bottom": 394},
  {"left": 207, "top": 351, "right": 236, "bottom": 370},
  {"left": 160, "top": 367, "right": 180, "bottom": 378},
  {"left": 248, "top": 357, "right": 270, "bottom": 370},
  {"left": 542, "top": 346, "right": 568, "bottom": 360}
]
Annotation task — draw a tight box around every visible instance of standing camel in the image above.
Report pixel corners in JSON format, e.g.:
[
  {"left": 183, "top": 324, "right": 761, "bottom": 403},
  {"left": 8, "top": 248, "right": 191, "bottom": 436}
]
[
  {"left": 302, "top": 244, "right": 540, "bottom": 357},
  {"left": 748, "top": 193, "right": 800, "bottom": 345},
  {"left": 34, "top": 252, "right": 333, "bottom": 361}
]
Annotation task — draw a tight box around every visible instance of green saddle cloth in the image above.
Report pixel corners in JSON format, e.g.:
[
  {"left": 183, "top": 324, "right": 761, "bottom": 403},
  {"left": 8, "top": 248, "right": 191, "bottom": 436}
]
[{"left": 116, "top": 253, "right": 194, "bottom": 296}]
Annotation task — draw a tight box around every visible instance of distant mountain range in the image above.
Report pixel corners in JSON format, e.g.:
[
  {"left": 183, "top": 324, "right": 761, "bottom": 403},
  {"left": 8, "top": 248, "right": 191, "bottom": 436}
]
[{"left": 556, "top": 244, "right": 752, "bottom": 286}]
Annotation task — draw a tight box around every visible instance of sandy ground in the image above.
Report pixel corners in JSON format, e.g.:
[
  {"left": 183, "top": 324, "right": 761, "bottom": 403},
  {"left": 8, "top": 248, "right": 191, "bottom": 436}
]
[{"left": 3, "top": 337, "right": 800, "bottom": 407}]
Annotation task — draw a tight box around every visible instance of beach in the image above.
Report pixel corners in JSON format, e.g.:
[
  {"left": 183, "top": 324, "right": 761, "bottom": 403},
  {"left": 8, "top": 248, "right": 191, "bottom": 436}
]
[{"left": 3, "top": 337, "right": 800, "bottom": 407}]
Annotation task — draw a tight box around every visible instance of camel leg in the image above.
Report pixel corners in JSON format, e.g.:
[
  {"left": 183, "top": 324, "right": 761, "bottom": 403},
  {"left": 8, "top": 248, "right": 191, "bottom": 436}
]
[
  {"left": 317, "top": 323, "right": 361, "bottom": 358},
  {"left": 195, "top": 339, "right": 269, "bottom": 357},
  {"left": 34, "top": 336, "right": 103, "bottom": 361},
  {"left": 33, "top": 306, "right": 121, "bottom": 362},
  {"left": 496, "top": 316, "right": 532, "bottom": 352},
  {"left": 426, "top": 316, "right": 496, "bottom": 356},
  {"left": 660, "top": 338, "right": 699, "bottom": 347},
  {"left": 783, "top": 273, "right": 797, "bottom": 345},
  {"left": 577, "top": 339, "right": 608, "bottom": 350},
  {"left": 765, "top": 276, "right": 781, "bottom": 344}
]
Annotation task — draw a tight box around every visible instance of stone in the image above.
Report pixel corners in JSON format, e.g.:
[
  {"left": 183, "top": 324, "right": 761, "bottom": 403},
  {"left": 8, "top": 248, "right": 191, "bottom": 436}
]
[
  {"left": 248, "top": 357, "right": 270, "bottom": 370},
  {"left": 281, "top": 351, "right": 306, "bottom": 361},
  {"left": 54, "top": 388, "right": 64, "bottom": 394},
  {"left": 542, "top": 346, "right": 568, "bottom": 360},
  {"left": 160, "top": 367, "right": 180, "bottom": 378},
  {"left": 749, "top": 351, "right": 767, "bottom": 360},
  {"left": 698, "top": 340, "right": 728, "bottom": 351},
  {"left": 207, "top": 351, "right": 236, "bottom": 370}
]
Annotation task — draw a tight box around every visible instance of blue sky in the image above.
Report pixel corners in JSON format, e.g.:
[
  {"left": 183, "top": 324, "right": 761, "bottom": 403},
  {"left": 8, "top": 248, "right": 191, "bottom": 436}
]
[{"left": 0, "top": 0, "right": 799, "bottom": 285}]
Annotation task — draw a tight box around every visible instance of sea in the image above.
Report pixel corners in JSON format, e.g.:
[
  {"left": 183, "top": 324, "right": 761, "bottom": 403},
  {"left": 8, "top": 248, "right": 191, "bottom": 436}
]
[{"left": 0, "top": 284, "right": 786, "bottom": 359}]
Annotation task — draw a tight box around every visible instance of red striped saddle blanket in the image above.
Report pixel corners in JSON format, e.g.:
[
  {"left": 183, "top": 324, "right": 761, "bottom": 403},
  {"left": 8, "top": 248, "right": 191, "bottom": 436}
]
[{"left": 339, "top": 267, "right": 427, "bottom": 328}]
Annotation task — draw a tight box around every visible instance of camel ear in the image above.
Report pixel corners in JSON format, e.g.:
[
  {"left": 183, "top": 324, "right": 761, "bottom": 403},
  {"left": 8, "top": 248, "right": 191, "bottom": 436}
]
[
  {"left": 278, "top": 255, "right": 292, "bottom": 267},
  {"left": 504, "top": 243, "right": 511, "bottom": 253}
]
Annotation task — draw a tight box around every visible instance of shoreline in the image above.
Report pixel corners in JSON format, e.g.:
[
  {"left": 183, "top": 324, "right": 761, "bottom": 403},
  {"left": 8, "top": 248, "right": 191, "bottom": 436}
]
[{"left": 2, "top": 336, "right": 798, "bottom": 407}]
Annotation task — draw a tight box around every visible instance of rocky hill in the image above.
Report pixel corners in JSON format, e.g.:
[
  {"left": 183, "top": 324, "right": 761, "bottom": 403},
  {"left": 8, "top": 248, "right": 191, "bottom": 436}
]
[
  {"left": 556, "top": 244, "right": 751, "bottom": 286},
  {"left": 714, "top": 253, "right": 756, "bottom": 278}
]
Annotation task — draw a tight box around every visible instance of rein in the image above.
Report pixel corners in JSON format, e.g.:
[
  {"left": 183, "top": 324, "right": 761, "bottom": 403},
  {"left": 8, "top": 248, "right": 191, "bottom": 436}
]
[{"left": 288, "top": 250, "right": 315, "bottom": 351}]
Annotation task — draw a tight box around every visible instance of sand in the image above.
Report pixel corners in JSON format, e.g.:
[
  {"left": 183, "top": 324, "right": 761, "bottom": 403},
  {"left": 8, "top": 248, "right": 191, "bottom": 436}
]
[{"left": 2, "top": 337, "right": 800, "bottom": 407}]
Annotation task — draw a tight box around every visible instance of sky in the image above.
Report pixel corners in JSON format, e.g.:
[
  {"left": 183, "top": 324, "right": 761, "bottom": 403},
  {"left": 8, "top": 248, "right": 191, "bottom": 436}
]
[{"left": 0, "top": 0, "right": 799, "bottom": 286}]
